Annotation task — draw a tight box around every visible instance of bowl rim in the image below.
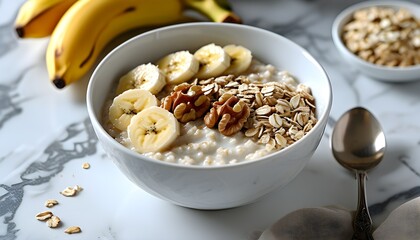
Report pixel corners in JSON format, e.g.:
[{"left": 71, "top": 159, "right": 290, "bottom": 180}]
[
  {"left": 331, "top": 0, "right": 420, "bottom": 72},
  {"left": 87, "top": 22, "right": 332, "bottom": 170}
]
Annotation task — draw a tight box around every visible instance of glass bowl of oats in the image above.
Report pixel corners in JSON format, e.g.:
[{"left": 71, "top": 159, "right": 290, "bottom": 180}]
[
  {"left": 87, "top": 23, "right": 332, "bottom": 210},
  {"left": 332, "top": 1, "right": 420, "bottom": 82}
]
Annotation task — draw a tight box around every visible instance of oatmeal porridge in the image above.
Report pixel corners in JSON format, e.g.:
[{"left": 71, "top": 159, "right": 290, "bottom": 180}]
[{"left": 102, "top": 43, "right": 317, "bottom": 166}]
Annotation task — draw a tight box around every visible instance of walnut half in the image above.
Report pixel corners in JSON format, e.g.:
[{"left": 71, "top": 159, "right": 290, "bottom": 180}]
[
  {"left": 204, "top": 93, "right": 250, "bottom": 136},
  {"left": 161, "top": 83, "right": 211, "bottom": 123}
]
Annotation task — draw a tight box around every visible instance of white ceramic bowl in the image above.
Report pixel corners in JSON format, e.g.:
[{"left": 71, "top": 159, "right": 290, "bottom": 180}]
[
  {"left": 87, "top": 23, "right": 332, "bottom": 210},
  {"left": 332, "top": 1, "right": 420, "bottom": 82}
]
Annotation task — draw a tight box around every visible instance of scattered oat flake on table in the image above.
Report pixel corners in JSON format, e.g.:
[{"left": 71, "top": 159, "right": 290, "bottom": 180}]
[
  {"left": 35, "top": 211, "right": 53, "bottom": 221},
  {"left": 60, "top": 185, "right": 83, "bottom": 197},
  {"left": 46, "top": 215, "right": 61, "bottom": 228},
  {"left": 44, "top": 199, "right": 58, "bottom": 208},
  {"left": 82, "top": 162, "right": 90, "bottom": 169},
  {"left": 65, "top": 226, "right": 81, "bottom": 234}
]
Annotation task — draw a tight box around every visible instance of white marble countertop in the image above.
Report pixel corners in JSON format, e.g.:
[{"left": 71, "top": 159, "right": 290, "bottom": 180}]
[{"left": 1, "top": 0, "right": 420, "bottom": 239}]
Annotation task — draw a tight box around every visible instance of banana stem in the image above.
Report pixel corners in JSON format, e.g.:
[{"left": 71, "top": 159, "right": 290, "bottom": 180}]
[{"left": 182, "top": 0, "right": 242, "bottom": 23}]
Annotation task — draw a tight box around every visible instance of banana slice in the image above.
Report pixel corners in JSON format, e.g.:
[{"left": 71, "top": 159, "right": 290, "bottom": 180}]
[
  {"left": 128, "top": 106, "right": 180, "bottom": 153},
  {"left": 116, "top": 63, "right": 166, "bottom": 95},
  {"left": 194, "top": 43, "right": 231, "bottom": 79},
  {"left": 223, "top": 44, "right": 252, "bottom": 75},
  {"left": 157, "top": 50, "right": 199, "bottom": 84},
  {"left": 109, "top": 89, "right": 158, "bottom": 131}
]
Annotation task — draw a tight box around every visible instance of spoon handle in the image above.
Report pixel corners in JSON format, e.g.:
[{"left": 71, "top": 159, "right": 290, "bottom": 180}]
[{"left": 352, "top": 171, "right": 374, "bottom": 240}]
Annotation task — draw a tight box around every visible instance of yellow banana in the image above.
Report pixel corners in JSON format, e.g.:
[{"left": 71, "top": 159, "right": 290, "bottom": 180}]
[
  {"left": 14, "top": 0, "right": 77, "bottom": 38},
  {"left": 46, "top": 0, "right": 183, "bottom": 89},
  {"left": 182, "top": 0, "right": 242, "bottom": 23}
]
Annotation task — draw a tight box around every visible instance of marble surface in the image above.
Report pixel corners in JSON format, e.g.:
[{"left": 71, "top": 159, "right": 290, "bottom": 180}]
[{"left": 1, "top": 0, "right": 420, "bottom": 239}]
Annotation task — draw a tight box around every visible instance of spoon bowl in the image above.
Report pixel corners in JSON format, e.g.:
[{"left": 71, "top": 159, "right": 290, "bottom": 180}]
[
  {"left": 332, "top": 107, "right": 386, "bottom": 171},
  {"left": 331, "top": 107, "right": 386, "bottom": 240}
]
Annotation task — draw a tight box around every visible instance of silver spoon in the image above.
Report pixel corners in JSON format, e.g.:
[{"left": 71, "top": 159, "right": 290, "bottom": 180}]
[{"left": 331, "top": 107, "right": 386, "bottom": 240}]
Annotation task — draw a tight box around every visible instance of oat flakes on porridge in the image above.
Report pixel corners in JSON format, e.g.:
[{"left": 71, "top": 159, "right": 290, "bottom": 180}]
[{"left": 102, "top": 43, "right": 317, "bottom": 166}]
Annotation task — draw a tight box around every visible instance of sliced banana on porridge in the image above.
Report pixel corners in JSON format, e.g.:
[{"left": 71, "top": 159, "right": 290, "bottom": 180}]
[
  {"left": 157, "top": 50, "right": 199, "bottom": 84},
  {"left": 103, "top": 43, "right": 318, "bottom": 166},
  {"left": 128, "top": 106, "right": 180, "bottom": 153},
  {"left": 109, "top": 89, "right": 158, "bottom": 131},
  {"left": 223, "top": 44, "right": 252, "bottom": 75},
  {"left": 116, "top": 63, "right": 166, "bottom": 95},
  {"left": 194, "top": 43, "right": 231, "bottom": 79}
]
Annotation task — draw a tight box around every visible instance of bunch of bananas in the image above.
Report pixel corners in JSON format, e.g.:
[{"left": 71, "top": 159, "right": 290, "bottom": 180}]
[{"left": 15, "top": 0, "right": 242, "bottom": 89}]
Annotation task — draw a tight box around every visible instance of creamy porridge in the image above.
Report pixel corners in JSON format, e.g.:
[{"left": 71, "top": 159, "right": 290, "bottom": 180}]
[{"left": 102, "top": 43, "right": 317, "bottom": 166}]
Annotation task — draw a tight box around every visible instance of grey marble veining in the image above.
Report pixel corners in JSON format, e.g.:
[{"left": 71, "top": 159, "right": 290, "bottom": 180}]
[{"left": 0, "top": 119, "right": 97, "bottom": 239}]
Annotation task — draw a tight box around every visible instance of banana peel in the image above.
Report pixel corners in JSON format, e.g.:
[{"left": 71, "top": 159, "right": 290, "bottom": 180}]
[
  {"left": 15, "top": 0, "right": 77, "bottom": 38},
  {"left": 16, "top": 0, "right": 242, "bottom": 39},
  {"left": 15, "top": 0, "right": 242, "bottom": 89}
]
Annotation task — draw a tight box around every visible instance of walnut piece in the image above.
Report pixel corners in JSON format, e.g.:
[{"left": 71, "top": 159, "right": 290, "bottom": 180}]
[
  {"left": 204, "top": 93, "right": 250, "bottom": 136},
  {"left": 161, "top": 83, "right": 211, "bottom": 123}
]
